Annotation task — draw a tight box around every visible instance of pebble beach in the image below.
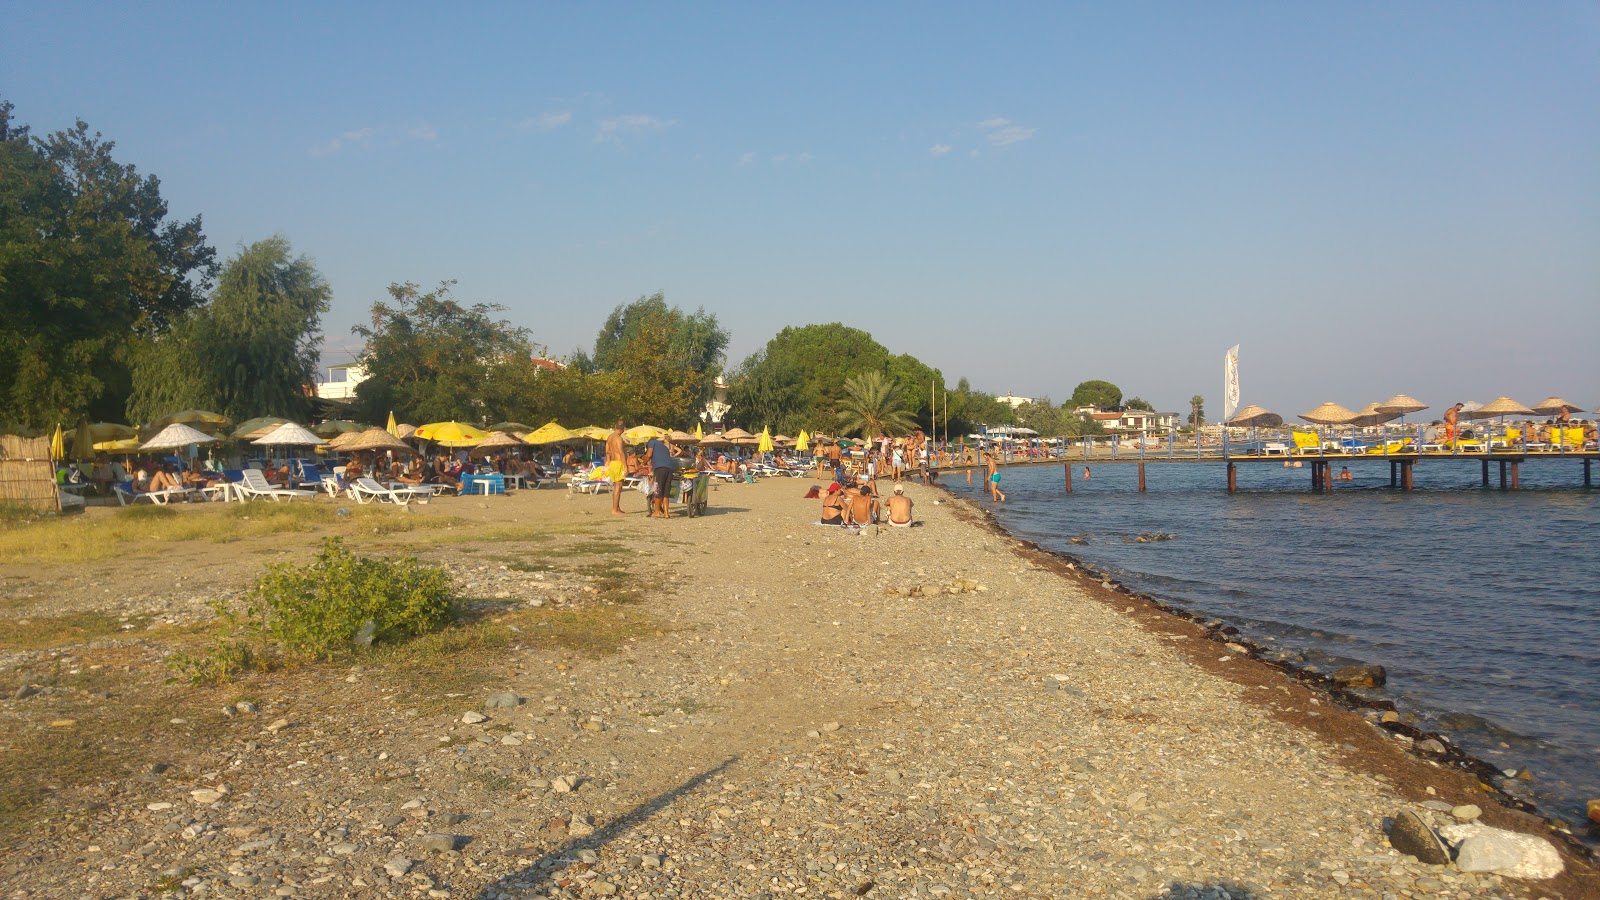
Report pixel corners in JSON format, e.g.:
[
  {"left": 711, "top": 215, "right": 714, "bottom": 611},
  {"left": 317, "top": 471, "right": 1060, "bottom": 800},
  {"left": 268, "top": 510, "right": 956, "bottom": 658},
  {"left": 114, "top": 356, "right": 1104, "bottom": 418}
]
[{"left": 1, "top": 477, "right": 1594, "bottom": 899}]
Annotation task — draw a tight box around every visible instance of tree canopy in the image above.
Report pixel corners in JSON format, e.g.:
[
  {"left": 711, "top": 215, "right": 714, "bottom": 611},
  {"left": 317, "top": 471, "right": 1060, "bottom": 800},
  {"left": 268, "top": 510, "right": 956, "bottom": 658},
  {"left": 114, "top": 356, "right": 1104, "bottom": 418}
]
[
  {"left": 577, "top": 293, "right": 728, "bottom": 427},
  {"left": 0, "top": 98, "right": 216, "bottom": 429},
  {"left": 128, "top": 237, "right": 329, "bottom": 423},
  {"left": 1069, "top": 379, "right": 1122, "bottom": 410}
]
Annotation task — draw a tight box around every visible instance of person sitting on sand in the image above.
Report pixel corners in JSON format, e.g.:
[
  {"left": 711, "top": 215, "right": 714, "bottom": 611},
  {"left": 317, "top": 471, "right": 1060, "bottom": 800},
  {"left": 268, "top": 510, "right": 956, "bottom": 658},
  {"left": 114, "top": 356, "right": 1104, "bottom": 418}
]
[
  {"left": 846, "top": 480, "right": 879, "bottom": 526},
  {"left": 887, "top": 484, "right": 914, "bottom": 527},
  {"left": 821, "top": 482, "right": 845, "bottom": 525}
]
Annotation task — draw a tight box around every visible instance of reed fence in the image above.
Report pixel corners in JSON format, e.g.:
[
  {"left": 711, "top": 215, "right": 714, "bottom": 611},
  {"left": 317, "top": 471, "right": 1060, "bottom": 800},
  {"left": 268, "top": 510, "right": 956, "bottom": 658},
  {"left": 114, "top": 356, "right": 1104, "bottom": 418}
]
[{"left": 0, "top": 435, "right": 61, "bottom": 513}]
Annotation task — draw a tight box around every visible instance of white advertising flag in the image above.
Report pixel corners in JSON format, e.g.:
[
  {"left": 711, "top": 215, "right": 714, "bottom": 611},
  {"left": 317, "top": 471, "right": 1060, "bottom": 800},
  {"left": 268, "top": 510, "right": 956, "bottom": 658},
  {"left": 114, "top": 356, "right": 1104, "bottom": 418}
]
[{"left": 1223, "top": 345, "right": 1240, "bottom": 422}]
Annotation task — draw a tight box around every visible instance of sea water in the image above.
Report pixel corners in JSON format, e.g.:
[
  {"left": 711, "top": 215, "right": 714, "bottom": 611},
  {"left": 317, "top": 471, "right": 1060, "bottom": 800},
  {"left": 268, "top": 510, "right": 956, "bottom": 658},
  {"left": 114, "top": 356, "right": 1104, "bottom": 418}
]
[{"left": 963, "top": 457, "right": 1599, "bottom": 844}]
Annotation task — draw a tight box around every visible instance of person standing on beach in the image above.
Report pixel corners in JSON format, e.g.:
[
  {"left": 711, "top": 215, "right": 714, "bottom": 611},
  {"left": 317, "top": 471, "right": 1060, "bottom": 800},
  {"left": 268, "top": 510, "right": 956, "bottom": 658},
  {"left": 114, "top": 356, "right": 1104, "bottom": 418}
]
[
  {"left": 606, "top": 420, "right": 627, "bottom": 515},
  {"left": 645, "top": 433, "right": 677, "bottom": 519},
  {"left": 1443, "top": 402, "right": 1464, "bottom": 443},
  {"left": 984, "top": 451, "right": 1006, "bottom": 502}
]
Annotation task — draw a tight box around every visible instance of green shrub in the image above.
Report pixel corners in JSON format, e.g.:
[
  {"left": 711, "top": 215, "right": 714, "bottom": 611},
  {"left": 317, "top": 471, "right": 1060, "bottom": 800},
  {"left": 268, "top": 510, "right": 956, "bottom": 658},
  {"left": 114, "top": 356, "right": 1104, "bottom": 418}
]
[{"left": 251, "top": 537, "right": 453, "bottom": 661}]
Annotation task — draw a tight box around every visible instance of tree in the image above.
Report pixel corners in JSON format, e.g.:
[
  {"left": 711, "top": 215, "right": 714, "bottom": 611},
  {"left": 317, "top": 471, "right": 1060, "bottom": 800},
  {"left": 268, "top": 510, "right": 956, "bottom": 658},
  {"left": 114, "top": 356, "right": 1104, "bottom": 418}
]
[
  {"left": 352, "top": 281, "right": 531, "bottom": 424},
  {"left": 1188, "top": 395, "right": 1205, "bottom": 428},
  {"left": 0, "top": 98, "right": 216, "bottom": 428},
  {"left": 587, "top": 292, "right": 728, "bottom": 420},
  {"left": 836, "top": 371, "right": 915, "bottom": 437},
  {"left": 128, "top": 237, "right": 329, "bottom": 423},
  {"left": 1125, "top": 396, "right": 1155, "bottom": 412},
  {"left": 1069, "top": 380, "right": 1122, "bottom": 410},
  {"left": 725, "top": 350, "right": 809, "bottom": 435}
]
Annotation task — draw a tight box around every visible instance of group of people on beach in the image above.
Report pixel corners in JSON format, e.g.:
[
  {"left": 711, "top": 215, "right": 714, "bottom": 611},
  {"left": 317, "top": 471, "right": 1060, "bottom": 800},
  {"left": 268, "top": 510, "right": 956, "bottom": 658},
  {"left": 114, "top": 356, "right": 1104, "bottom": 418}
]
[{"left": 817, "top": 475, "right": 915, "bottom": 529}]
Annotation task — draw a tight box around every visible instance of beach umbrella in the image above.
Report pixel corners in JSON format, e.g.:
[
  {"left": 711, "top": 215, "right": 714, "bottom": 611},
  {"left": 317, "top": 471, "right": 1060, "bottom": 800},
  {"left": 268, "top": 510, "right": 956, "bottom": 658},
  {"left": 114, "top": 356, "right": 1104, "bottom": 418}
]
[
  {"left": 1299, "top": 402, "right": 1359, "bottom": 425},
  {"left": 668, "top": 430, "right": 696, "bottom": 442},
  {"left": 472, "top": 430, "right": 526, "bottom": 456},
  {"left": 386, "top": 411, "right": 398, "bottom": 437},
  {"left": 796, "top": 430, "right": 810, "bottom": 452},
  {"left": 699, "top": 432, "right": 733, "bottom": 447},
  {"left": 523, "top": 422, "right": 577, "bottom": 445},
  {"left": 94, "top": 437, "right": 143, "bottom": 454},
  {"left": 1376, "top": 394, "right": 1428, "bottom": 417},
  {"left": 232, "top": 416, "right": 294, "bottom": 440},
  {"left": 1460, "top": 401, "right": 1483, "bottom": 415},
  {"left": 1530, "top": 397, "right": 1582, "bottom": 416},
  {"left": 576, "top": 426, "right": 611, "bottom": 440},
  {"left": 694, "top": 422, "right": 704, "bottom": 440},
  {"left": 50, "top": 423, "right": 65, "bottom": 460},
  {"left": 155, "top": 409, "right": 231, "bottom": 430},
  {"left": 314, "top": 419, "right": 364, "bottom": 438},
  {"left": 723, "top": 427, "right": 757, "bottom": 446},
  {"left": 140, "top": 423, "right": 220, "bottom": 451},
  {"left": 251, "top": 422, "right": 327, "bottom": 447},
  {"left": 1465, "top": 397, "right": 1535, "bottom": 419},
  {"left": 1225, "top": 405, "right": 1283, "bottom": 427},
  {"left": 758, "top": 426, "right": 774, "bottom": 454},
  {"left": 414, "top": 421, "right": 488, "bottom": 447},
  {"left": 489, "top": 421, "right": 535, "bottom": 434},
  {"left": 70, "top": 421, "right": 138, "bottom": 444},
  {"left": 624, "top": 425, "right": 667, "bottom": 444},
  {"left": 1347, "top": 403, "right": 1401, "bottom": 428},
  {"left": 395, "top": 423, "right": 417, "bottom": 440},
  {"left": 773, "top": 434, "right": 795, "bottom": 447},
  {"left": 340, "top": 428, "right": 410, "bottom": 454}
]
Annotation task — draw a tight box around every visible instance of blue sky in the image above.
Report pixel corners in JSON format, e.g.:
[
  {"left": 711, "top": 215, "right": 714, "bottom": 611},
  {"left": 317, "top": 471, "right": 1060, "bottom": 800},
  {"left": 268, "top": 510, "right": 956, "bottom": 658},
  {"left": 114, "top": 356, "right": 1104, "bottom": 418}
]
[{"left": 7, "top": 3, "right": 1597, "bottom": 419}]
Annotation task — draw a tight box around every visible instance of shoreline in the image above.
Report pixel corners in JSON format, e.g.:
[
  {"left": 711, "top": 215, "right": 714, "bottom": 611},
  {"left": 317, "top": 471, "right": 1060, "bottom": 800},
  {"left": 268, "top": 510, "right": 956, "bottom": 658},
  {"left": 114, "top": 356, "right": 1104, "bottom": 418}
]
[
  {"left": 2, "top": 478, "right": 1596, "bottom": 898},
  {"left": 934, "top": 478, "right": 1600, "bottom": 875}
]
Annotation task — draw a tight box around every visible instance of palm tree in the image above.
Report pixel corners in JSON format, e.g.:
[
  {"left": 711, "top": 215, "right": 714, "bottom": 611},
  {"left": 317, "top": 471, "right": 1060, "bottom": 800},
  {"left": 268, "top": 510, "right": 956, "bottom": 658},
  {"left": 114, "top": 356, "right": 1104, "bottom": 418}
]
[{"left": 836, "top": 371, "right": 915, "bottom": 437}]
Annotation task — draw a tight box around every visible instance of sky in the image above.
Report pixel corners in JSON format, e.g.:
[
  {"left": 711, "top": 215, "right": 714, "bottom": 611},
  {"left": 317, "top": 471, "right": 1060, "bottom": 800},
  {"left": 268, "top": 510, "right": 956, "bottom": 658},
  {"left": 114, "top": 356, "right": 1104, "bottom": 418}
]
[{"left": 6, "top": 3, "right": 1598, "bottom": 419}]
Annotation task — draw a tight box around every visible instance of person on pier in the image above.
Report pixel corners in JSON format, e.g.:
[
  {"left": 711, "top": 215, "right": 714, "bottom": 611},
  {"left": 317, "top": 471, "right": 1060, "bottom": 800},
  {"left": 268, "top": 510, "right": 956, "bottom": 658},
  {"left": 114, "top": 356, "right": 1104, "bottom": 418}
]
[{"left": 1443, "top": 402, "right": 1465, "bottom": 443}]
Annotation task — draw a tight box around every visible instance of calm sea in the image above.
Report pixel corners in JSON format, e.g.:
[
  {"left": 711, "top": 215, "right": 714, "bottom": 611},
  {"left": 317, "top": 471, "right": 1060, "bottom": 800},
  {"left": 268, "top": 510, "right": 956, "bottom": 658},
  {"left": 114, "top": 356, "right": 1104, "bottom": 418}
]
[{"left": 960, "top": 456, "right": 1600, "bottom": 843}]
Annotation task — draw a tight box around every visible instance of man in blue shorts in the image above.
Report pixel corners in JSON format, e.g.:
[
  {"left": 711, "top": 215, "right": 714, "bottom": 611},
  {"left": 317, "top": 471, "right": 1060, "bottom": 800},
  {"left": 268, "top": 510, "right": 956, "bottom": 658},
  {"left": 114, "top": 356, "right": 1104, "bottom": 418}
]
[{"left": 645, "top": 433, "right": 678, "bottom": 518}]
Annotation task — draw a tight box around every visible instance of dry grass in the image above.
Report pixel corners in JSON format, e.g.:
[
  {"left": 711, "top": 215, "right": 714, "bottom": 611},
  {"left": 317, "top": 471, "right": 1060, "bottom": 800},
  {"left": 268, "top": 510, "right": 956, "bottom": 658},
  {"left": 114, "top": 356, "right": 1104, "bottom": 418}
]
[
  {"left": 0, "top": 502, "right": 459, "bottom": 564},
  {"left": 0, "top": 610, "right": 152, "bottom": 651}
]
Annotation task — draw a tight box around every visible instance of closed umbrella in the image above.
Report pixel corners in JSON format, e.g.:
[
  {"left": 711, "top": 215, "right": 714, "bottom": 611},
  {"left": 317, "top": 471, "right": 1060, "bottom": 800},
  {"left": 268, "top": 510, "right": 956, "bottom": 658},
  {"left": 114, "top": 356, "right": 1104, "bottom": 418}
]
[
  {"left": 757, "top": 426, "right": 774, "bottom": 454},
  {"left": 50, "top": 424, "right": 65, "bottom": 460},
  {"left": 414, "top": 421, "right": 488, "bottom": 447},
  {"left": 796, "top": 430, "right": 810, "bottom": 452},
  {"left": 694, "top": 422, "right": 704, "bottom": 440},
  {"left": 386, "top": 411, "right": 398, "bottom": 437}
]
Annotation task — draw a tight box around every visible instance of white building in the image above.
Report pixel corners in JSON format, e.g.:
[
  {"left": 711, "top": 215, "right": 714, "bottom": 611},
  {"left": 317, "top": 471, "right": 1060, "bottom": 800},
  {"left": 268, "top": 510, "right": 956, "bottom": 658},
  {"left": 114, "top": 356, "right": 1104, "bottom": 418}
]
[
  {"left": 997, "top": 392, "right": 1033, "bottom": 409},
  {"left": 315, "top": 363, "right": 367, "bottom": 401}
]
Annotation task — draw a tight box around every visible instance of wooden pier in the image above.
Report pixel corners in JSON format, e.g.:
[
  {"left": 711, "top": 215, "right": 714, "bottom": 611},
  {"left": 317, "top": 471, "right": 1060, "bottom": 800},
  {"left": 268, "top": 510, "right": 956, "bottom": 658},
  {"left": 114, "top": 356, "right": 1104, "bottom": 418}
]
[{"left": 932, "top": 448, "right": 1598, "bottom": 494}]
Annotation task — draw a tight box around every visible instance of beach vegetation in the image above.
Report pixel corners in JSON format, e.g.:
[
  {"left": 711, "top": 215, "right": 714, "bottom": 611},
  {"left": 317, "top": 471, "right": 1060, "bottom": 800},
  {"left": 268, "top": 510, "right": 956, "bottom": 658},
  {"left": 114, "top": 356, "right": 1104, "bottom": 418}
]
[
  {"left": 1189, "top": 395, "right": 1205, "bottom": 428},
  {"left": 127, "top": 236, "right": 330, "bottom": 424},
  {"left": 1125, "top": 396, "right": 1154, "bottom": 412},
  {"left": 0, "top": 97, "right": 217, "bottom": 429},
  {"left": 572, "top": 292, "right": 730, "bottom": 427},
  {"left": 836, "top": 370, "right": 916, "bottom": 437}
]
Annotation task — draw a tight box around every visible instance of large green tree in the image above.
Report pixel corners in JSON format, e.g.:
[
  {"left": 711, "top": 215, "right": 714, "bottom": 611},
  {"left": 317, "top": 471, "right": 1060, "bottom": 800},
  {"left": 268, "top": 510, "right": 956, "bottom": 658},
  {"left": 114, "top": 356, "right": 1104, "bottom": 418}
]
[
  {"left": 0, "top": 99, "right": 216, "bottom": 428},
  {"left": 725, "top": 350, "right": 809, "bottom": 435},
  {"left": 1069, "top": 379, "right": 1122, "bottom": 410},
  {"left": 128, "top": 237, "right": 330, "bottom": 423},
  {"left": 579, "top": 292, "right": 728, "bottom": 424},
  {"left": 353, "top": 281, "right": 531, "bottom": 424}
]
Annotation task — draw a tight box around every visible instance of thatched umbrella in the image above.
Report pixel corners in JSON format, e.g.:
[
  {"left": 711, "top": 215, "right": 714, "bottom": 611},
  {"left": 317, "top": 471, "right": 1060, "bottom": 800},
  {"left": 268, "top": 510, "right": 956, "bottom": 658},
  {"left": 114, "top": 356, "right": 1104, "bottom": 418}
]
[
  {"left": 472, "top": 431, "right": 526, "bottom": 456},
  {"left": 1299, "top": 402, "right": 1359, "bottom": 425},
  {"left": 1225, "top": 404, "right": 1283, "bottom": 427},
  {"left": 154, "top": 409, "right": 231, "bottom": 431},
  {"left": 326, "top": 429, "right": 368, "bottom": 451},
  {"left": 340, "top": 428, "right": 411, "bottom": 453},
  {"left": 394, "top": 423, "right": 418, "bottom": 440},
  {"left": 314, "top": 420, "right": 364, "bottom": 438},
  {"left": 1376, "top": 394, "right": 1428, "bottom": 417},
  {"left": 668, "top": 430, "right": 696, "bottom": 442},
  {"left": 1465, "top": 396, "right": 1534, "bottom": 419},
  {"left": 1530, "top": 396, "right": 1582, "bottom": 416},
  {"left": 773, "top": 434, "right": 796, "bottom": 447},
  {"left": 1348, "top": 403, "right": 1401, "bottom": 428},
  {"left": 488, "top": 421, "right": 535, "bottom": 434},
  {"left": 698, "top": 433, "right": 733, "bottom": 447}
]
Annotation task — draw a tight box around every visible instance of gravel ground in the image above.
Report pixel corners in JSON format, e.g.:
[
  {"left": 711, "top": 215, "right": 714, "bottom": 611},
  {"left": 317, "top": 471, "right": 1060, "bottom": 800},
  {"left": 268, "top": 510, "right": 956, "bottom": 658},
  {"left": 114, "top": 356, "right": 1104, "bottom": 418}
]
[{"left": 1, "top": 477, "right": 1593, "bottom": 899}]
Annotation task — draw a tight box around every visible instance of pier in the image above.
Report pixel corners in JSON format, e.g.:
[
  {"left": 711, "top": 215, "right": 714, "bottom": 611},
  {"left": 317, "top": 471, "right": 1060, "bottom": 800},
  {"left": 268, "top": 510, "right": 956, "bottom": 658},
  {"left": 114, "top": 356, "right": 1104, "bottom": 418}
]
[{"left": 932, "top": 445, "right": 1598, "bottom": 493}]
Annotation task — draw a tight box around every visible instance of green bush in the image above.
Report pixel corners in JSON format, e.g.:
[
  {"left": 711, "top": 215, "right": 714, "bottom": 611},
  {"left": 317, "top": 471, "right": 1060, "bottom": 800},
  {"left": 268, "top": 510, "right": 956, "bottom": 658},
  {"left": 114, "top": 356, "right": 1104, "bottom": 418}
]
[{"left": 252, "top": 537, "right": 453, "bottom": 661}]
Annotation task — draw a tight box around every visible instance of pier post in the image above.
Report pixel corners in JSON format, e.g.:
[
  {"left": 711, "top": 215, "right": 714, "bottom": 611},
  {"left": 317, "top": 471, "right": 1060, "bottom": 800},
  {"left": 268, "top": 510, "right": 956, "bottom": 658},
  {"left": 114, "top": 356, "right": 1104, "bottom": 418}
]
[
  {"left": 1389, "top": 461, "right": 1397, "bottom": 489},
  {"left": 1482, "top": 459, "right": 1490, "bottom": 486},
  {"left": 1498, "top": 460, "right": 1507, "bottom": 490},
  {"left": 1064, "top": 463, "right": 1072, "bottom": 493},
  {"left": 1310, "top": 462, "right": 1320, "bottom": 491},
  {"left": 1324, "top": 462, "right": 1334, "bottom": 494},
  {"left": 1227, "top": 462, "right": 1237, "bottom": 494},
  {"left": 1586, "top": 459, "right": 1592, "bottom": 488},
  {"left": 1511, "top": 462, "right": 1519, "bottom": 491},
  {"left": 1401, "top": 460, "right": 1414, "bottom": 492},
  {"left": 1137, "top": 461, "right": 1146, "bottom": 493}
]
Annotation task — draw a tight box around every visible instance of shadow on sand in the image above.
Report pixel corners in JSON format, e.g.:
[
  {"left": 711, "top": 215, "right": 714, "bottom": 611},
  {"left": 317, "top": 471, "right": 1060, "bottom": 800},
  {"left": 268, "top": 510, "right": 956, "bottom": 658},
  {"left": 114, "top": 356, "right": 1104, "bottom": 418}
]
[{"left": 472, "top": 756, "right": 737, "bottom": 898}]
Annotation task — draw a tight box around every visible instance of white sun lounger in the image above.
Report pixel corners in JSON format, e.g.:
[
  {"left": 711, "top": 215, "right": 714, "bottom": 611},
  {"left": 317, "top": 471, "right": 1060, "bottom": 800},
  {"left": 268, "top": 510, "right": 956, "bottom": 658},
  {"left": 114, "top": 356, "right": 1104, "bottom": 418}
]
[
  {"left": 238, "top": 468, "right": 317, "bottom": 502},
  {"left": 348, "top": 476, "right": 431, "bottom": 505},
  {"left": 114, "top": 484, "right": 192, "bottom": 506}
]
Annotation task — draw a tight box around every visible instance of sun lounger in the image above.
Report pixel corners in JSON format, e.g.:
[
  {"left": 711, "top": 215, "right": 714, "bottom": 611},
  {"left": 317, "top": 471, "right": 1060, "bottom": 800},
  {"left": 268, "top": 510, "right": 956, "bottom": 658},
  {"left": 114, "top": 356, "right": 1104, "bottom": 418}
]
[
  {"left": 568, "top": 471, "right": 612, "bottom": 494},
  {"left": 114, "top": 482, "right": 192, "bottom": 505},
  {"left": 348, "top": 476, "right": 431, "bottom": 505},
  {"left": 237, "top": 468, "right": 317, "bottom": 502},
  {"left": 1291, "top": 433, "right": 1323, "bottom": 455}
]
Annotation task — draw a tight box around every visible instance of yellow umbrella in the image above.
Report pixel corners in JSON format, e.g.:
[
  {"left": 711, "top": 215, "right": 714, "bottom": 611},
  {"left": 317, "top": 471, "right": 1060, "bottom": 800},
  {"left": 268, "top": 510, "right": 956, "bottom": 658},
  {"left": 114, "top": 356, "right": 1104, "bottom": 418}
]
[
  {"left": 624, "top": 425, "right": 667, "bottom": 445},
  {"left": 694, "top": 422, "right": 704, "bottom": 440},
  {"left": 51, "top": 423, "right": 66, "bottom": 460},
  {"left": 796, "top": 429, "right": 810, "bottom": 452},
  {"left": 94, "top": 437, "right": 143, "bottom": 453},
  {"left": 414, "top": 421, "right": 489, "bottom": 447},
  {"left": 577, "top": 426, "right": 612, "bottom": 441},
  {"left": 523, "top": 421, "right": 577, "bottom": 445},
  {"left": 757, "top": 426, "right": 774, "bottom": 454},
  {"left": 386, "top": 411, "right": 398, "bottom": 437}
]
